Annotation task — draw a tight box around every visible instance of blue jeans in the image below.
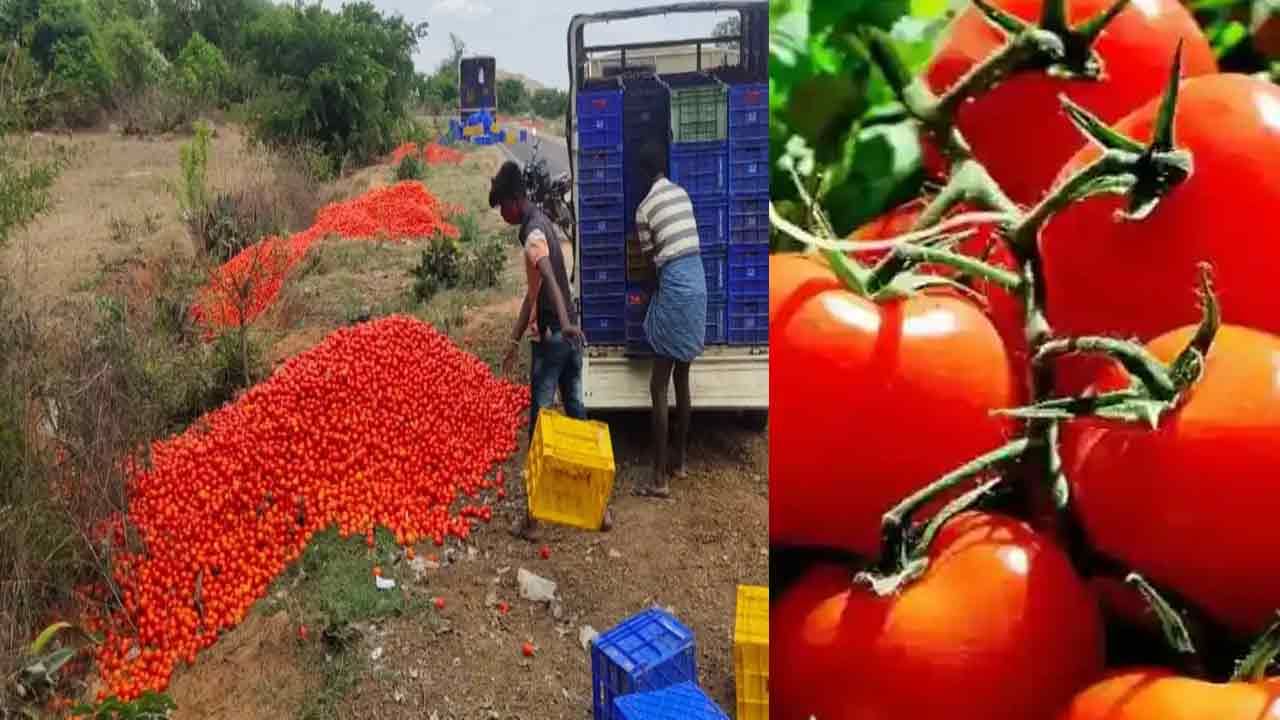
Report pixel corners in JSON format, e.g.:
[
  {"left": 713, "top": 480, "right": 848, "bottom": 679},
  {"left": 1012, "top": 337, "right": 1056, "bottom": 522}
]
[{"left": 529, "top": 330, "right": 585, "bottom": 440}]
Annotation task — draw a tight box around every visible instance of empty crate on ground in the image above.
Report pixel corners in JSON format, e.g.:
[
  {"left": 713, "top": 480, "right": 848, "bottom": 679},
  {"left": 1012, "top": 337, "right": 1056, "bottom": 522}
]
[{"left": 524, "top": 409, "right": 615, "bottom": 531}]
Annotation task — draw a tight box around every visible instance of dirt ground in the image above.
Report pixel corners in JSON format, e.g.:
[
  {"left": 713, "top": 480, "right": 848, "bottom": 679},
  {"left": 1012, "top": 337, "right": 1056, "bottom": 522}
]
[{"left": 7, "top": 126, "right": 768, "bottom": 719}]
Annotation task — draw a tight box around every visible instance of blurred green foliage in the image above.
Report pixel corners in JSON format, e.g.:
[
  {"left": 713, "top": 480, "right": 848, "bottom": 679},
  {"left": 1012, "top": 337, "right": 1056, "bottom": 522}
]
[{"left": 769, "top": 0, "right": 957, "bottom": 242}]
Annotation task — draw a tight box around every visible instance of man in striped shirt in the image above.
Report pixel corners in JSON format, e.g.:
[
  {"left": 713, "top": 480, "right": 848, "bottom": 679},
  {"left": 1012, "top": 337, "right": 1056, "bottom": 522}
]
[{"left": 633, "top": 141, "right": 708, "bottom": 499}]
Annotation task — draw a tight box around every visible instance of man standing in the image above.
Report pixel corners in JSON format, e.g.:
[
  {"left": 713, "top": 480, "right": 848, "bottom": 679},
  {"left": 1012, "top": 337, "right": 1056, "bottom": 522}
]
[{"left": 489, "top": 160, "right": 611, "bottom": 539}]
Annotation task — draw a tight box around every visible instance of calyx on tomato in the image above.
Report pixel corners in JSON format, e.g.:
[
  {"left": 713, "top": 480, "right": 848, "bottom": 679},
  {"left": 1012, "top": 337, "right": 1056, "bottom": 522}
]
[{"left": 1000, "top": 263, "right": 1219, "bottom": 428}]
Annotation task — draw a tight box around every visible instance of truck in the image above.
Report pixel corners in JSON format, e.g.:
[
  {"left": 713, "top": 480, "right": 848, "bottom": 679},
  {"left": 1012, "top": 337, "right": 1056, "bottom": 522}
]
[
  {"left": 459, "top": 56, "right": 497, "bottom": 121},
  {"left": 564, "top": 2, "right": 769, "bottom": 428}
]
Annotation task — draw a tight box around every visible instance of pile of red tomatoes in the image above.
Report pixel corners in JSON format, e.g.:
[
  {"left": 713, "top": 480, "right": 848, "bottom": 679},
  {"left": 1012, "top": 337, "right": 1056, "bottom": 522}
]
[
  {"left": 192, "top": 181, "right": 460, "bottom": 333},
  {"left": 86, "top": 316, "right": 528, "bottom": 701}
]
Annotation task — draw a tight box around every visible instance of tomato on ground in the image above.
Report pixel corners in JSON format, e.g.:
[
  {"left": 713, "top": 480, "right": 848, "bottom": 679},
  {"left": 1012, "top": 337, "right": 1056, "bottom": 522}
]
[
  {"left": 769, "top": 253, "right": 1017, "bottom": 557},
  {"left": 923, "top": 0, "right": 1216, "bottom": 205},
  {"left": 771, "top": 512, "right": 1105, "bottom": 720}
]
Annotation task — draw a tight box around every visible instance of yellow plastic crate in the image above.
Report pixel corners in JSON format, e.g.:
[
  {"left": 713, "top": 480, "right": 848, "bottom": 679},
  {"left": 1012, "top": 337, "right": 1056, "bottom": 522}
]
[
  {"left": 734, "top": 584, "right": 769, "bottom": 720},
  {"left": 504, "top": 132, "right": 517, "bottom": 146},
  {"left": 524, "top": 409, "right": 614, "bottom": 530},
  {"left": 462, "top": 124, "right": 482, "bottom": 137}
]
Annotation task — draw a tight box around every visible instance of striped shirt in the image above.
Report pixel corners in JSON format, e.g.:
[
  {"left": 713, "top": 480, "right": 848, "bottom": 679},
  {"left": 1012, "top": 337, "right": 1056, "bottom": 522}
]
[{"left": 636, "top": 177, "right": 699, "bottom": 267}]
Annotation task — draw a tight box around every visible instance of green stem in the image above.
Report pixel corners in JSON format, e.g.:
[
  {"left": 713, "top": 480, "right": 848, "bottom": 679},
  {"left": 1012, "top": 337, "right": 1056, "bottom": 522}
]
[
  {"left": 822, "top": 249, "right": 870, "bottom": 296},
  {"left": 1233, "top": 613, "right": 1280, "bottom": 682},
  {"left": 868, "top": 244, "right": 1023, "bottom": 292},
  {"left": 933, "top": 29, "right": 1064, "bottom": 125},
  {"left": 1009, "top": 151, "right": 1136, "bottom": 257},
  {"left": 1034, "top": 336, "right": 1178, "bottom": 401},
  {"left": 878, "top": 438, "right": 1031, "bottom": 573},
  {"left": 910, "top": 476, "right": 1004, "bottom": 563},
  {"left": 914, "top": 160, "right": 1022, "bottom": 232},
  {"left": 1126, "top": 573, "right": 1197, "bottom": 657}
]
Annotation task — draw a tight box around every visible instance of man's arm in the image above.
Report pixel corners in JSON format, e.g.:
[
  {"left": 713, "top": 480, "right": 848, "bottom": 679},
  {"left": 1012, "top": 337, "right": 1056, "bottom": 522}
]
[
  {"left": 535, "top": 256, "right": 576, "bottom": 333},
  {"left": 510, "top": 289, "right": 534, "bottom": 345}
]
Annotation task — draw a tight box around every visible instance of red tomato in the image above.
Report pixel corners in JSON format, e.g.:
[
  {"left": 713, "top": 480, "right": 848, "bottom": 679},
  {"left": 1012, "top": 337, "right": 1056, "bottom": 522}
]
[
  {"left": 769, "top": 253, "right": 1018, "bottom": 557},
  {"left": 1059, "top": 670, "right": 1280, "bottom": 719},
  {"left": 850, "top": 199, "right": 1030, "bottom": 393},
  {"left": 521, "top": 641, "right": 536, "bottom": 657},
  {"left": 1063, "top": 324, "right": 1280, "bottom": 634},
  {"left": 1042, "top": 74, "right": 1280, "bottom": 395},
  {"left": 539, "top": 545, "right": 551, "bottom": 560},
  {"left": 924, "top": 0, "right": 1216, "bottom": 205},
  {"left": 772, "top": 512, "right": 1104, "bottom": 720},
  {"left": 434, "top": 596, "right": 446, "bottom": 610}
]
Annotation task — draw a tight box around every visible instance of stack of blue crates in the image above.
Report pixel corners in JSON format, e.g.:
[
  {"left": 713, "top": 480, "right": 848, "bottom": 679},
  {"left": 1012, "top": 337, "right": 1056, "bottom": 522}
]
[
  {"left": 577, "top": 79, "right": 626, "bottom": 346},
  {"left": 665, "top": 72, "right": 729, "bottom": 346},
  {"left": 591, "top": 608, "right": 727, "bottom": 720},
  {"left": 727, "top": 83, "right": 769, "bottom": 347},
  {"left": 621, "top": 75, "right": 668, "bottom": 356}
]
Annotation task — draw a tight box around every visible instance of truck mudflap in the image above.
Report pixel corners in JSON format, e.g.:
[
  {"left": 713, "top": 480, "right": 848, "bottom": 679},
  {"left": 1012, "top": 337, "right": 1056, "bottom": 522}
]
[{"left": 582, "top": 346, "right": 768, "bottom": 410}]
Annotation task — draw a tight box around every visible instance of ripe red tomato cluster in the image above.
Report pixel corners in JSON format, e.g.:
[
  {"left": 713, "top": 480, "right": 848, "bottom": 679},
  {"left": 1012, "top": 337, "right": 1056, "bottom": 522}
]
[
  {"left": 84, "top": 316, "right": 529, "bottom": 702},
  {"left": 772, "top": 1, "right": 1280, "bottom": 718},
  {"left": 192, "top": 181, "right": 461, "bottom": 333}
]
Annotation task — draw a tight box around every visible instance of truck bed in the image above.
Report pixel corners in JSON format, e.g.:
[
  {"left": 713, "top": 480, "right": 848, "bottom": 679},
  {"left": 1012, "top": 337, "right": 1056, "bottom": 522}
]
[{"left": 582, "top": 345, "right": 768, "bottom": 410}]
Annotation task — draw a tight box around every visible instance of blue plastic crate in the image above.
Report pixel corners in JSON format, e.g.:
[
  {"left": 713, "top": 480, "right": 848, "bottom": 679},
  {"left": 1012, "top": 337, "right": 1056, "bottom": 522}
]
[
  {"left": 613, "top": 682, "right": 729, "bottom": 720},
  {"left": 691, "top": 199, "right": 728, "bottom": 253},
  {"left": 580, "top": 230, "right": 625, "bottom": 251},
  {"left": 582, "top": 277, "right": 628, "bottom": 300},
  {"left": 727, "top": 291, "right": 768, "bottom": 346},
  {"left": 580, "top": 197, "right": 625, "bottom": 229},
  {"left": 728, "top": 83, "right": 768, "bottom": 142},
  {"left": 582, "top": 296, "right": 626, "bottom": 345},
  {"left": 579, "top": 116, "right": 623, "bottom": 152},
  {"left": 580, "top": 247, "right": 627, "bottom": 293},
  {"left": 623, "top": 76, "right": 670, "bottom": 139},
  {"left": 578, "top": 88, "right": 623, "bottom": 119},
  {"left": 702, "top": 251, "right": 726, "bottom": 296},
  {"left": 591, "top": 608, "right": 697, "bottom": 720},
  {"left": 728, "top": 245, "right": 768, "bottom": 296},
  {"left": 728, "top": 194, "right": 769, "bottom": 246},
  {"left": 728, "top": 139, "right": 769, "bottom": 196},
  {"left": 624, "top": 285, "right": 654, "bottom": 356},
  {"left": 581, "top": 245, "right": 626, "bottom": 272},
  {"left": 669, "top": 143, "right": 727, "bottom": 200},
  {"left": 578, "top": 150, "right": 625, "bottom": 200},
  {"left": 706, "top": 295, "right": 727, "bottom": 345}
]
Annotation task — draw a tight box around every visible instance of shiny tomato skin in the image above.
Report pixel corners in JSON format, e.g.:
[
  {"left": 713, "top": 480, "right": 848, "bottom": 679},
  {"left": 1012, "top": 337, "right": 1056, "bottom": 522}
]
[
  {"left": 1042, "top": 74, "right": 1280, "bottom": 395},
  {"left": 850, "top": 200, "right": 1030, "bottom": 393},
  {"left": 1064, "top": 324, "right": 1280, "bottom": 634},
  {"left": 770, "top": 253, "right": 1018, "bottom": 557},
  {"left": 772, "top": 512, "right": 1105, "bottom": 720},
  {"left": 924, "top": 0, "right": 1216, "bottom": 205},
  {"left": 1059, "top": 670, "right": 1280, "bottom": 720}
]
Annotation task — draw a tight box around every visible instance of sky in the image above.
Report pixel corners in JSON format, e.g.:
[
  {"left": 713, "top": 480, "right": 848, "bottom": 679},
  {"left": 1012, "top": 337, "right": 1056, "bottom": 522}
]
[{"left": 336, "top": 0, "right": 738, "bottom": 89}]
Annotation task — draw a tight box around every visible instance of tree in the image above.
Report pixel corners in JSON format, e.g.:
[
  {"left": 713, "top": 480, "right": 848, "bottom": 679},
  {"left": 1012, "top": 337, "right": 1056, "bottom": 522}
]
[
  {"left": 174, "top": 31, "right": 228, "bottom": 102},
  {"left": 496, "top": 77, "right": 526, "bottom": 113},
  {"left": 529, "top": 87, "right": 567, "bottom": 120}
]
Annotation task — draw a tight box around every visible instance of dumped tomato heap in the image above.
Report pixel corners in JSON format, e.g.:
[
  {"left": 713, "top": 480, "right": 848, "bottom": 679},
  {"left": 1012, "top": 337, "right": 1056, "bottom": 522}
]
[
  {"left": 424, "top": 142, "right": 465, "bottom": 165},
  {"left": 88, "top": 316, "right": 528, "bottom": 701},
  {"left": 770, "top": 1, "right": 1280, "bottom": 718},
  {"left": 191, "top": 181, "right": 459, "bottom": 332},
  {"left": 390, "top": 142, "right": 419, "bottom": 163}
]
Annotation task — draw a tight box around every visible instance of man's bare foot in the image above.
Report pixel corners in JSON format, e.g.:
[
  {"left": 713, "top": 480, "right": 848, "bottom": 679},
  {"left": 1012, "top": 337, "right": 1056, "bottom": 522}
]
[
  {"left": 509, "top": 515, "right": 540, "bottom": 541},
  {"left": 599, "top": 508, "right": 614, "bottom": 532},
  {"left": 669, "top": 463, "right": 688, "bottom": 480},
  {"left": 633, "top": 481, "right": 671, "bottom": 499}
]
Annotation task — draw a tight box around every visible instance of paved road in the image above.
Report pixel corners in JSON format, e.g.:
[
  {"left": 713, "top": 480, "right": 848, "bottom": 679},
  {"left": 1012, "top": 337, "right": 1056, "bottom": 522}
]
[{"left": 503, "top": 132, "right": 570, "bottom": 178}]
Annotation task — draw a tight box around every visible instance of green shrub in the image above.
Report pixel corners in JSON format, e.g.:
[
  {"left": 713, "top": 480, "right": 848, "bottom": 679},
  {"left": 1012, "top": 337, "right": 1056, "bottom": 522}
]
[
  {"left": 174, "top": 32, "right": 228, "bottom": 106},
  {"left": 409, "top": 238, "right": 461, "bottom": 303},
  {"left": 454, "top": 211, "right": 479, "bottom": 244},
  {"left": 463, "top": 235, "right": 506, "bottom": 290},
  {"left": 175, "top": 120, "right": 211, "bottom": 223},
  {"left": 198, "top": 189, "right": 285, "bottom": 262},
  {"left": 100, "top": 17, "right": 167, "bottom": 93},
  {"left": 394, "top": 154, "right": 425, "bottom": 182}
]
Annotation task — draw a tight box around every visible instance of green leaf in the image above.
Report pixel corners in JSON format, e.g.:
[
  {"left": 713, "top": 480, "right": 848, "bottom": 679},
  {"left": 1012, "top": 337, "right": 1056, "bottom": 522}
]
[
  {"left": 819, "top": 120, "right": 924, "bottom": 235},
  {"left": 811, "top": 0, "right": 911, "bottom": 35},
  {"left": 910, "top": 0, "right": 951, "bottom": 18},
  {"left": 1210, "top": 20, "right": 1247, "bottom": 56},
  {"left": 29, "top": 621, "right": 72, "bottom": 655}
]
